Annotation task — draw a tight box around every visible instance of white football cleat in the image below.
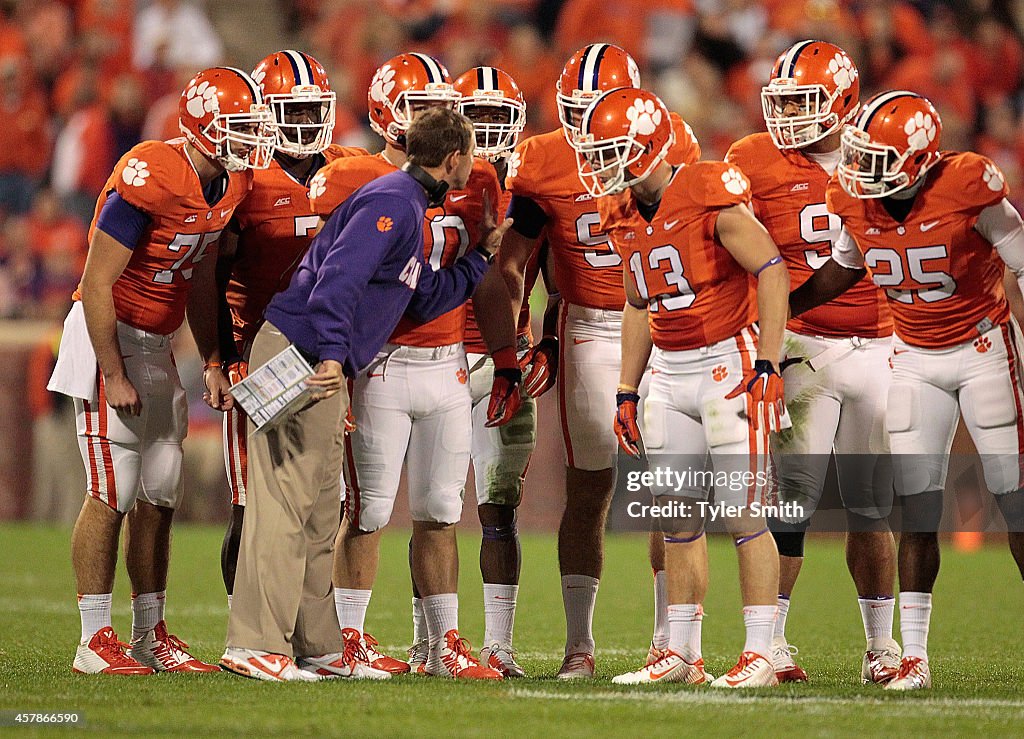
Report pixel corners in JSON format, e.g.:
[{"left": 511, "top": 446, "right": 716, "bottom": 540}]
[
  {"left": 884, "top": 656, "right": 931, "bottom": 691},
  {"left": 771, "top": 637, "right": 808, "bottom": 683},
  {"left": 556, "top": 651, "right": 595, "bottom": 680},
  {"left": 129, "top": 620, "right": 220, "bottom": 673},
  {"left": 425, "top": 630, "right": 502, "bottom": 680},
  {"left": 612, "top": 650, "right": 713, "bottom": 685},
  {"left": 480, "top": 643, "right": 526, "bottom": 678},
  {"left": 296, "top": 629, "right": 391, "bottom": 679},
  {"left": 711, "top": 651, "right": 779, "bottom": 689},
  {"left": 219, "top": 648, "right": 319, "bottom": 682},
  {"left": 73, "top": 627, "right": 154, "bottom": 675},
  {"left": 862, "top": 638, "right": 902, "bottom": 684},
  {"left": 363, "top": 632, "right": 410, "bottom": 674},
  {"left": 407, "top": 638, "right": 429, "bottom": 675}
]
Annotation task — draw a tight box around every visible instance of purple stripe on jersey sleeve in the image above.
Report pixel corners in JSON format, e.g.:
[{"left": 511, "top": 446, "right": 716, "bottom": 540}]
[{"left": 95, "top": 191, "right": 152, "bottom": 250}]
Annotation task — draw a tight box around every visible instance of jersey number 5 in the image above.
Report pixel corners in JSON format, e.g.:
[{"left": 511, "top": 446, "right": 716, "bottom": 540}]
[
  {"left": 153, "top": 231, "right": 222, "bottom": 284},
  {"left": 577, "top": 212, "right": 621, "bottom": 268}
]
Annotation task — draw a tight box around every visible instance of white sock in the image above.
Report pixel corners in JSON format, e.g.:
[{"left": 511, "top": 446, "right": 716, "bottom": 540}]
[
  {"left": 334, "top": 588, "right": 372, "bottom": 634},
  {"left": 78, "top": 593, "right": 112, "bottom": 642},
  {"left": 773, "top": 594, "right": 790, "bottom": 641},
  {"left": 561, "top": 574, "right": 598, "bottom": 655},
  {"left": 482, "top": 583, "right": 518, "bottom": 647},
  {"left": 131, "top": 591, "right": 165, "bottom": 641},
  {"left": 667, "top": 603, "right": 703, "bottom": 662},
  {"left": 742, "top": 605, "right": 778, "bottom": 657},
  {"left": 899, "top": 591, "right": 932, "bottom": 661},
  {"left": 422, "top": 593, "right": 459, "bottom": 647},
  {"left": 859, "top": 596, "right": 896, "bottom": 650},
  {"left": 652, "top": 571, "right": 669, "bottom": 650},
  {"left": 412, "top": 597, "right": 427, "bottom": 644}
]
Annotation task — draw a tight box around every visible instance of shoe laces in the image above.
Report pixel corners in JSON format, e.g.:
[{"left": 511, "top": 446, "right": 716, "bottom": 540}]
[
  {"left": 773, "top": 642, "right": 799, "bottom": 658},
  {"left": 362, "top": 633, "right": 384, "bottom": 659},
  {"left": 407, "top": 638, "right": 428, "bottom": 662},
  {"left": 342, "top": 635, "right": 371, "bottom": 666},
  {"left": 96, "top": 629, "right": 140, "bottom": 668},
  {"left": 562, "top": 652, "right": 593, "bottom": 671},
  {"left": 896, "top": 656, "right": 922, "bottom": 679},
  {"left": 151, "top": 632, "right": 192, "bottom": 665},
  {"left": 444, "top": 633, "right": 480, "bottom": 669}
]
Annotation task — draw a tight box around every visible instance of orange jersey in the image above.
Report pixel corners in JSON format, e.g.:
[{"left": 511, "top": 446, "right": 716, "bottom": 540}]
[
  {"left": 507, "top": 114, "right": 700, "bottom": 312},
  {"left": 463, "top": 188, "right": 538, "bottom": 353},
  {"left": 601, "top": 161, "right": 756, "bottom": 350},
  {"left": 390, "top": 157, "right": 501, "bottom": 346},
  {"left": 80, "top": 138, "right": 252, "bottom": 335},
  {"left": 308, "top": 152, "right": 396, "bottom": 219},
  {"left": 726, "top": 133, "right": 892, "bottom": 339},
  {"left": 226, "top": 144, "right": 368, "bottom": 348},
  {"left": 826, "top": 152, "right": 1010, "bottom": 349}
]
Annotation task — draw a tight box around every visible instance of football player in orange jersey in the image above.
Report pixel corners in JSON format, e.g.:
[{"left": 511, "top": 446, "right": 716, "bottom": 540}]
[
  {"left": 214, "top": 49, "right": 372, "bottom": 671},
  {"left": 46, "top": 67, "right": 275, "bottom": 675},
  {"left": 324, "top": 53, "right": 504, "bottom": 680},
  {"left": 792, "top": 91, "right": 1024, "bottom": 690},
  {"left": 451, "top": 65, "right": 549, "bottom": 677},
  {"left": 573, "top": 87, "right": 789, "bottom": 688},
  {"left": 472, "top": 43, "right": 702, "bottom": 679},
  {"left": 726, "top": 41, "right": 900, "bottom": 685}
]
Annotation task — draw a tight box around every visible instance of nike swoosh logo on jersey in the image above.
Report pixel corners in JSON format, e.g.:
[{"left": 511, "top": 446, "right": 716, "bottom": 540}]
[
  {"left": 450, "top": 194, "right": 468, "bottom": 202},
  {"left": 221, "top": 208, "right": 232, "bottom": 218},
  {"left": 664, "top": 220, "right": 680, "bottom": 230},
  {"left": 184, "top": 214, "right": 197, "bottom": 223},
  {"left": 920, "top": 220, "right": 940, "bottom": 232}
]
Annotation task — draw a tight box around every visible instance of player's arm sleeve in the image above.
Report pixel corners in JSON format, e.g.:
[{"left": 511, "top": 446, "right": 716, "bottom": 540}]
[
  {"left": 507, "top": 194, "right": 547, "bottom": 239},
  {"left": 307, "top": 196, "right": 411, "bottom": 363},
  {"left": 830, "top": 227, "right": 865, "bottom": 269},
  {"left": 94, "top": 192, "right": 152, "bottom": 249},
  {"left": 976, "top": 198, "right": 1024, "bottom": 296},
  {"left": 405, "top": 249, "right": 490, "bottom": 323}
]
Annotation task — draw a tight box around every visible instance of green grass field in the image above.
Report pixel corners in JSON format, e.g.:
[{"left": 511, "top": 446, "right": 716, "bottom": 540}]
[{"left": 2, "top": 524, "right": 1024, "bottom": 736}]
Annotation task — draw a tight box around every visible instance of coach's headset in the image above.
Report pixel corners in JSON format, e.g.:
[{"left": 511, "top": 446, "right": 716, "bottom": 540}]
[{"left": 401, "top": 161, "right": 450, "bottom": 208}]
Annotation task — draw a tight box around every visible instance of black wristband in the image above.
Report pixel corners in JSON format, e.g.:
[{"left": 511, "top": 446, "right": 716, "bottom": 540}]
[{"left": 475, "top": 244, "right": 495, "bottom": 264}]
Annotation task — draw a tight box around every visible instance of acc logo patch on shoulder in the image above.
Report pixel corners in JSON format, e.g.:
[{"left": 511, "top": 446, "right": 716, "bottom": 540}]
[{"left": 377, "top": 216, "right": 394, "bottom": 232}]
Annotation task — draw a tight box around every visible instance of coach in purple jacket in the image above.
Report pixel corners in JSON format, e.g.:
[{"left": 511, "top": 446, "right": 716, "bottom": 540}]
[{"left": 223, "top": 108, "right": 512, "bottom": 680}]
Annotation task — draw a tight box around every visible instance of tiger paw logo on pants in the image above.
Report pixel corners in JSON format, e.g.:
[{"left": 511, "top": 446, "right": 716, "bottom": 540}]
[
  {"left": 456, "top": 368, "right": 468, "bottom": 385},
  {"left": 712, "top": 365, "right": 729, "bottom": 382},
  {"left": 974, "top": 336, "right": 992, "bottom": 354}
]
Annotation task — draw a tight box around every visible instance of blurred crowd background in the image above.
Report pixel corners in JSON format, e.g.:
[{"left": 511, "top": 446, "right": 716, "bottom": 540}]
[{"left": 2, "top": 0, "right": 1021, "bottom": 526}]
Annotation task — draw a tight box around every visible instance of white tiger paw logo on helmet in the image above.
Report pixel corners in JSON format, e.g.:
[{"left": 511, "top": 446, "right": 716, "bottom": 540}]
[
  {"left": 506, "top": 151, "right": 521, "bottom": 180},
  {"left": 185, "top": 80, "right": 219, "bottom": 119},
  {"left": 121, "top": 158, "right": 150, "bottom": 187},
  {"left": 983, "top": 162, "right": 1005, "bottom": 191},
  {"left": 308, "top": 172, "right": 327, "bottom": 200},
  {"left": 251, "top": 66, "right": 266, "bottom": 87},
  {"left": 827, "top": 53, "right": 857, "bottom": 91},
  {"left": 904, "top": 112, "right": 935, "bottom": 151},
  {"left": 626, "top": 98, "right": 661, "bottom": 137},
  {"left": 370, "top": 65, "right": 396, "bottom": 104},
  {"left": 721, "top": 167, "right": 748, "bottom": 195}
]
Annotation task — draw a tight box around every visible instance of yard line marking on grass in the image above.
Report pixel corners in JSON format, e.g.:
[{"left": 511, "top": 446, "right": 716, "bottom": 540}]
[{"left": 509, "top": 688, "right": 1024, "bottom": 714}]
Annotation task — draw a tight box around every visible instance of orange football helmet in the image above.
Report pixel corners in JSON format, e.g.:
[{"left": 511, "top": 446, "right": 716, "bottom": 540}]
[
  {"left": 557, "top": 43, "right": 640, "bottom": 142},
  {"left": 367, "top": 52, "right": 460, "bottom": 148},
  {"left": 838, "top": 90, "right": 942, "bottom": 199},
  {"left": 761, "top": 40, "right": 860, "bottom": 149},
  {"left": 178, "top": 66, "right": 275, "bottom": 171},
  {"left": 454, "top": 66, "right": 526, "bottom": 162},
  {"left": 573, "top": 87, "right": 674, "bottom": 197},
  {"left": 252, "top": 50, "right": 335, "bottom": 157}
]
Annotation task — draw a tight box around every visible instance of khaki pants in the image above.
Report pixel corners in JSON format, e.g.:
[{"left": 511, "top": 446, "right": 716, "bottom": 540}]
[{"left": 226, "top": 322, "right": 346, "bottom": 657}]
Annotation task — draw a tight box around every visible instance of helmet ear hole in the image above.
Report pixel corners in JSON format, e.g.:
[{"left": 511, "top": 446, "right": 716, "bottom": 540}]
[{"left": 914, "top": 153, "right": 925, "bottom": 164}]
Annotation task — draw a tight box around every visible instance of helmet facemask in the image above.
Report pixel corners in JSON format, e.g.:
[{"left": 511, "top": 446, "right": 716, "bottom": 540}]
[
  {"left": 379, "top": 84, "right": 461, "bottom": 144},
  {"left": 761, "top": 79, "right": 847, "bottom": 149},
  {"left": 460, "top": 95, "right": 525, "bottom": 162},
  {"left": 573, "top": 134, "right": 667, "bottom": 197},
  {"left": 265, "top": 88, "right": 336, "bottom": 157},
  {"left": 557, "top": 89, "right": 598, "bottom": 142}
]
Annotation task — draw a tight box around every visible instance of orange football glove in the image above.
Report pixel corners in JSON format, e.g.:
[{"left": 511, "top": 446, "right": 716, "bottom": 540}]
[
  {"left": 344, "top": 405, "right": 357, "bottom": 434},
  {"left": 614, "top": 391, "right": 642, "bottom": 458},
  {"left": 724, "top": 359, "right": 786, "bottom": 431},
  {"left": 519, "top": 336, "right": 559, "bottom": 398},
  {"left": 225, "top": 359, "right": 248, "bottom": 386},
  {"left": 485, "top": 346, "right": 523, "bottom": 427}
]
